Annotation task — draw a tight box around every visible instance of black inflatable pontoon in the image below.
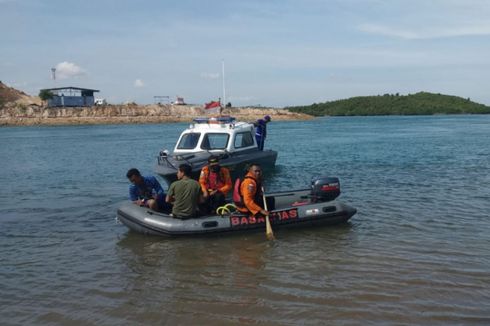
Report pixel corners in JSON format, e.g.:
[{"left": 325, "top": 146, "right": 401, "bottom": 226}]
[{"left": 117, "top": 177, "right": 357, "bottom": 237}]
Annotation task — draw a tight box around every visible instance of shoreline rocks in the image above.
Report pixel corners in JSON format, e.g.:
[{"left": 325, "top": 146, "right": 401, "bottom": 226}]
[{"left": 0, "top": 104, "right": 313, "bottom": 126}]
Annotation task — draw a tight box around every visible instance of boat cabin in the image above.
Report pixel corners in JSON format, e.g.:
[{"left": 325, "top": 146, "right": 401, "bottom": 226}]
[
  {"left": 155, "top": 115, "right": 277, "bottom": 183},
  {"left": 174, "top": 116, "right": 257, "bottom": 154}
]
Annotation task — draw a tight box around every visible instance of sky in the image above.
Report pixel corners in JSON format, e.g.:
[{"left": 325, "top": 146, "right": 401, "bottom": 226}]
[{"left": 1, "top": 0, "right": 490, "bottom": 107}]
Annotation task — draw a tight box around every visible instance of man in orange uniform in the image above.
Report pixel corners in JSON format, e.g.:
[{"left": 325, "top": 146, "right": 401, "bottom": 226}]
[
  {"left": 199, "top": 156, "right": 232, "bottom": 213},
  {"left": 235, "top": 164, "right": 269, "bottom": 217}
]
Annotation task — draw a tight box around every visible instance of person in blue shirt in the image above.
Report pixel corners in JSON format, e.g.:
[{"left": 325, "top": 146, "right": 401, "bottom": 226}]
[
  {"left": 254, "top": 115, "right": 271, "bottom": 151},
  {"left": 126, "top": 168, "right": 170, "bottom": 212}
]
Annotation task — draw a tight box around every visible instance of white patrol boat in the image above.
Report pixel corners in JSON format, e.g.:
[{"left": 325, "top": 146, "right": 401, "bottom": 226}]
[{"left": 155, "top": 116, "right": 278, "bottom": 183}]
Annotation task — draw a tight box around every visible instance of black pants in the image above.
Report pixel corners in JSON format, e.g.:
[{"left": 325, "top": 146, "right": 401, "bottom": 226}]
[
  {"left": 260, "top": 196, "right": 275, "bottom": 211},
  {"left": 157, "top": 201, "right": 173, "bottom": 214},
  {"left": 204, "top": 192, "right": 226, "bottom": 214}
]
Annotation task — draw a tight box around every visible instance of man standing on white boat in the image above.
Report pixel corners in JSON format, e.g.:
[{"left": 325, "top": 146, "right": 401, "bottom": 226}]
[{"left": 254, "top": 115, "right": 271, "bottom": 150}]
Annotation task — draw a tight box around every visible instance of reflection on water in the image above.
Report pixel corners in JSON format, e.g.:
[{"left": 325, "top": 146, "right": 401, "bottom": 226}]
[
  {"left": 112, "top": 224, "right": 357, "bottom": 324},
  {"left": 1, "top": 116, "right": 490, "bottom": 324}
]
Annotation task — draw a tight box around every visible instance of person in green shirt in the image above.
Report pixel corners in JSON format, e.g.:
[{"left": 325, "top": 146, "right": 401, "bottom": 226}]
[{"left": 166, "top": 164, "right": 203, "bottom": 218}]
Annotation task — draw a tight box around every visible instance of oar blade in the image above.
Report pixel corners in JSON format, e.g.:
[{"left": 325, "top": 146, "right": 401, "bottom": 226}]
[
  {"left": 266, "top": 216, "right": 275, "bottom": 240},
  {"left": 262, "top": 186, "right": 275, "bottom": 241}
]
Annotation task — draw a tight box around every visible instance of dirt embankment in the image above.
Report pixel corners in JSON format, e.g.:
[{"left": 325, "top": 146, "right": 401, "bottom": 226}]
[
  {"left": 0, "top": 82, "right": 312, "bottom": 126},
  {"left": 0, "top": 104, "right": 312, "bottom": 126},
  {"left": 0, "top": 82, "right": 42, "bottom": 107}
]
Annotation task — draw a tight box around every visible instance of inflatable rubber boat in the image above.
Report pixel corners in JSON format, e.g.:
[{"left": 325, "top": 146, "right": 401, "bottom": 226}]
[{"left": 116, "top": 177, "right": 357, "bottom": 237}]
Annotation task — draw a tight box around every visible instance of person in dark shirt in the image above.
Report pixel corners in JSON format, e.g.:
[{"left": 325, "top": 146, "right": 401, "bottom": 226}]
[{"left": 254, "top": 115, "right": 271, "bottom": 150}]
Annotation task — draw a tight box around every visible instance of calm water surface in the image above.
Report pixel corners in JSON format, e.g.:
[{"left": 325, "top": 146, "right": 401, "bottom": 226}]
[{"left": 1, "top": 115, "right": 489, "bottom": 325}]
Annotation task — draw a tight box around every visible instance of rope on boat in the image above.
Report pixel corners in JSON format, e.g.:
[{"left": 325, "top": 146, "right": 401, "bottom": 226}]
[{"left": 216, "top": 203, "right": 236, "bottom": 216}]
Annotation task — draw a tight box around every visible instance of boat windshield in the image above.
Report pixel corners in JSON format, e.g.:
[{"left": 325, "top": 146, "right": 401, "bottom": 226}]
[
  {"left": 234, "top": 131, "right": 255, "bottom": 149},
  {"left": 200, "top": 133, "right": 229, "bottom": 150},
  {"left": 177, "top": 133, "right": 201, "bottom": 149}
]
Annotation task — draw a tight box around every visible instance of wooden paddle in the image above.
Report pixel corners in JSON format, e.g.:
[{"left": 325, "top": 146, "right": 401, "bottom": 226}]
[{"left": 262, "top": 187, "right": 275, "bottom": 240}]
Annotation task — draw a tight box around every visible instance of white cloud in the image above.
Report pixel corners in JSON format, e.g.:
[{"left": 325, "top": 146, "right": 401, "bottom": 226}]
[
  {"left": 200, "top": 72, "right": 220, "bottom": 80},
  {"left": 54, "top": 61, "right": 86, "bottom": 79},
  {"left": 359, "top": 22, "right": 490, "bottom": 40},
  {"left": 228, "top": 95, "right": 256, "bottom": 102},
  {"left": 134, "top": 79, "right": 144, "bottom": 88},
  {"left": 357, "top": 1, "right": 490, "bottom": 40},
  {"left": 358, "top": 24, "right": 418, "bottom": 39}
]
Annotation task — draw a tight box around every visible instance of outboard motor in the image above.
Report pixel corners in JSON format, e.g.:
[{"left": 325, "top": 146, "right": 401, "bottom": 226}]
[{"left": 311, "top": 176, "right": 341, "bottom": 202}]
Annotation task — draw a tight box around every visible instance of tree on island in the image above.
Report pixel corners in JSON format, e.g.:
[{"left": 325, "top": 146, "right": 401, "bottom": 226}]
[
  {"left": 38, "top": 89, "right": 53, "bottom": 107},
  {"left": 286, "top": 92, "right": 490, "bottom": 116}
]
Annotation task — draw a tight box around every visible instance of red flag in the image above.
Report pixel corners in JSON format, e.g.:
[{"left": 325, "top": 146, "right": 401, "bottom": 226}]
[{"left": 205, "top": 100, "right": 221, "bottom": 109}]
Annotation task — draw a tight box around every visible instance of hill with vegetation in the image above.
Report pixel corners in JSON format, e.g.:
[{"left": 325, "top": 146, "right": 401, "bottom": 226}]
[{"left": 286, "top": 92, "right": 490, "bottom": 116}]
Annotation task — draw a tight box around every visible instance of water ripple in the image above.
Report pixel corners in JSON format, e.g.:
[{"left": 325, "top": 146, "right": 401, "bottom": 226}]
[{"left": 1, "top": 116, "right": 490, "bottom": 325}]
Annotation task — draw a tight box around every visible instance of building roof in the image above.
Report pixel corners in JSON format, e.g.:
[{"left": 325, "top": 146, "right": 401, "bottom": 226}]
[{"left": 41, "top": 86, "right": 100, "bottom": 92}]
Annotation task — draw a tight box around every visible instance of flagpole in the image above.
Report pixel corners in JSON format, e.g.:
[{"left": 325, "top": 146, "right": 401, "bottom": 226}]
[{"left": 222, "top": 60, "right": 226, "bottom": 108}]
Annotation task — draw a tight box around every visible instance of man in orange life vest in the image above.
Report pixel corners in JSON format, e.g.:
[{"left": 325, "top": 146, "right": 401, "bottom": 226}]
[
  {"left": 235, "top": 163, "right": 269, "bottom": 217},
  {"left": 199, "top": 155, "right": 232, "bottom": 213}
]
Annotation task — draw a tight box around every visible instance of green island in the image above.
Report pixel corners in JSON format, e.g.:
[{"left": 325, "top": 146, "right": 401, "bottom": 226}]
[{"left": 286, "top": 92, "right": 490, "bottom": 116}]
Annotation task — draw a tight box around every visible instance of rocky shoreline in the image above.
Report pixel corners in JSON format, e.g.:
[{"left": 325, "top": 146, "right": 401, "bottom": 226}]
[{"left": 0, "top": 104, "right": 312, "bottom": 126}]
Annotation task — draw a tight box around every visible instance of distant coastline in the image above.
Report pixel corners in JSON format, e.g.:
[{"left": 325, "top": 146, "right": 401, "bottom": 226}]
[
  {"left": 3, "top": 81, "right": 489, "bottom": 126},
  {"left": 0, "top": 104, "right": 313, "bottom": 126},
  {"left": 0, "top": 81, "right": 312, "bottom": 126}
]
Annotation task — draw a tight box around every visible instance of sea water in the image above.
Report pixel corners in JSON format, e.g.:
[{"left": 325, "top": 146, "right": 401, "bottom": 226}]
[{"left": 1, "top": 115, "right": 489, "bottom": 325}]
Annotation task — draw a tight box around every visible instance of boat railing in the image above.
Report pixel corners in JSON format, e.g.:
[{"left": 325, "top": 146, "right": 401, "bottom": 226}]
[
  {"left": 193, "top": 116, "right": 236, "bottom": 124},
  {"left": 175, "top": 154, "right": 195, "bottom": 167},
  {"left": 158, "top": 150, "right": 196, "bottom": 168},
  {"left": 158, "top": 150, "right": 178, "bottom": 169}
]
